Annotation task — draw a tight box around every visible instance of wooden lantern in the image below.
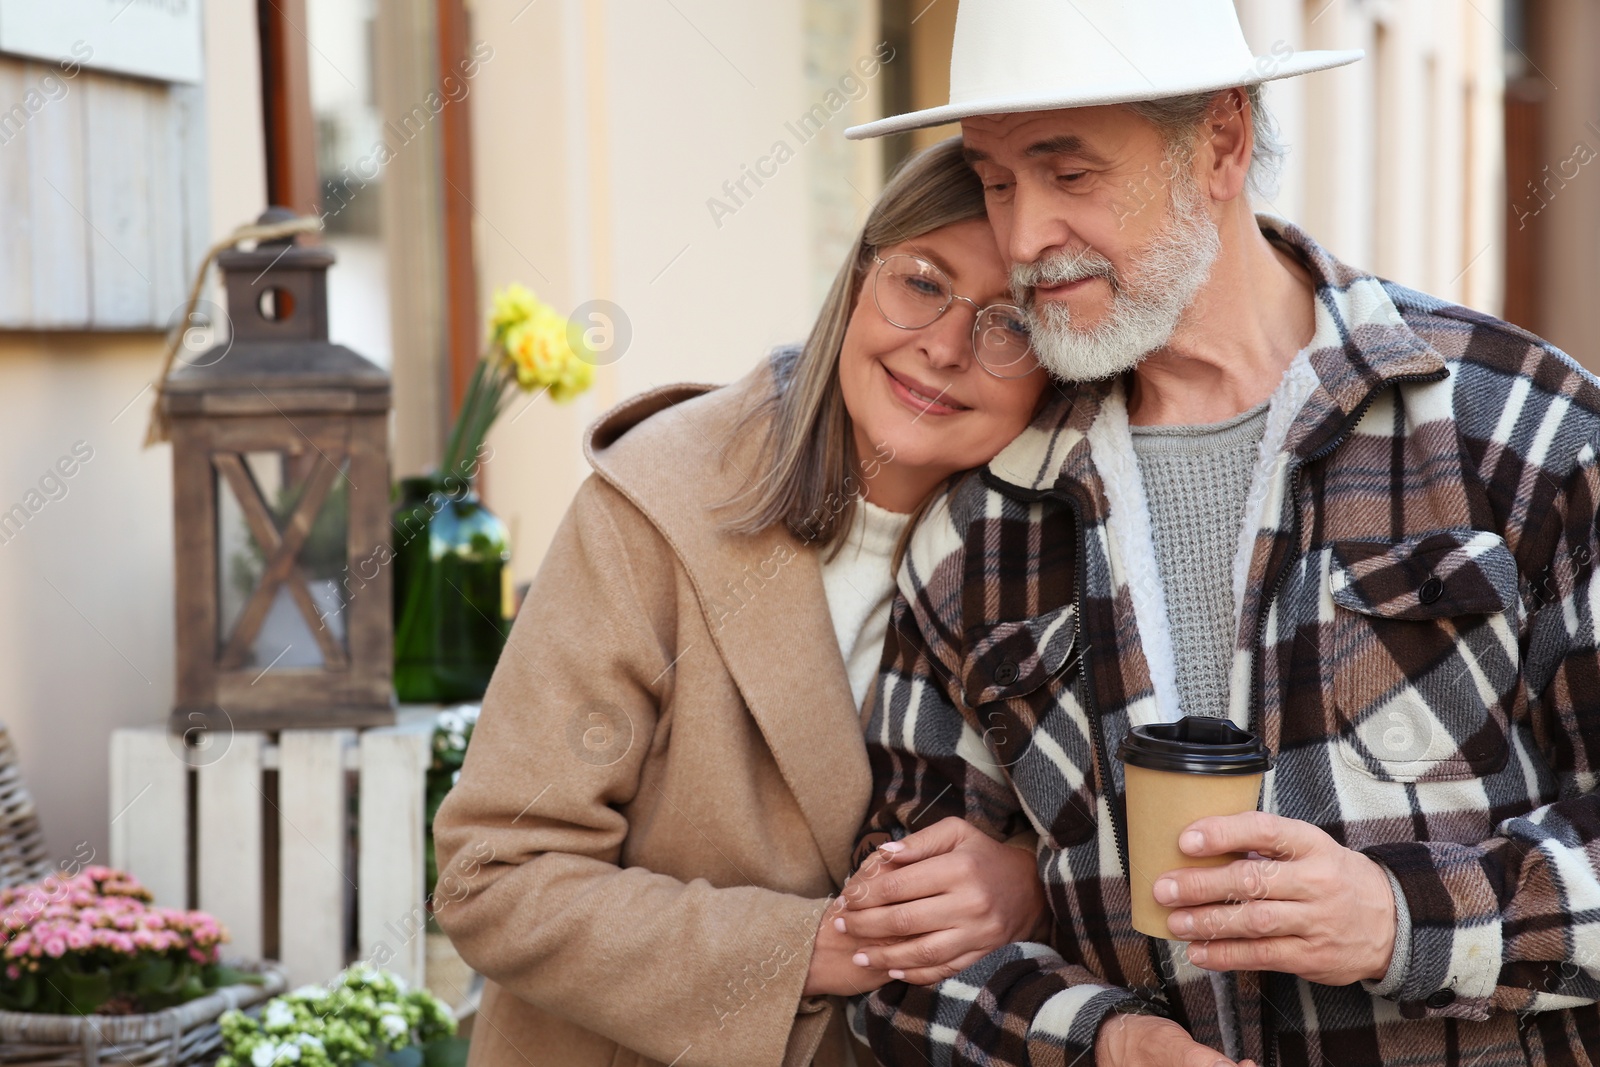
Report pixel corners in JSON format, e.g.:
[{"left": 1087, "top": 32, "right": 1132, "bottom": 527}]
[{"left": 161, "top": 209, "right": 395, "bottom": 733}]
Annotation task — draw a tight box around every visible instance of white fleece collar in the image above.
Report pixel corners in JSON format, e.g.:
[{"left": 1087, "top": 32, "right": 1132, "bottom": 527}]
[{"left": 1088, "top": 346, "right": 1318, "bottom": 729}]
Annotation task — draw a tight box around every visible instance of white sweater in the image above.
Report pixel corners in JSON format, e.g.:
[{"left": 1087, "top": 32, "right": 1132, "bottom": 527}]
[{"left": 818, "top": 500, "right": 911, "bottom": 713}]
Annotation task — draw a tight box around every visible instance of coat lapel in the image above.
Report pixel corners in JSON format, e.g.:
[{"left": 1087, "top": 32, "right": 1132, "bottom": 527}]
[
  {"left": 702, "top": 533, "right": 871, "bottom": 887},
  {"left": 587, "top": 369, "right": 871, "bottom": 887}
]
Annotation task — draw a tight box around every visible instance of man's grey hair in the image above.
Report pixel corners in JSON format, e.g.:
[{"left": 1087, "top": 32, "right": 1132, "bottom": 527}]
[{"left": 1125, "top": 85, "right": 1284, "bottom": 201}]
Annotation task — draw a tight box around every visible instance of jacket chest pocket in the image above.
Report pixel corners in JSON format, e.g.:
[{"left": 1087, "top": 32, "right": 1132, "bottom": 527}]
[
  {"left": 961, "top": 605, "right": 1099, "bottom": 849},
  {"left": 1327, "top": 530, "right": 1521, "bottom": 782}
]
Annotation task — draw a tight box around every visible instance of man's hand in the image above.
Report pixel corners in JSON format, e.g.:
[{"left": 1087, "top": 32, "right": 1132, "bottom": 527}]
[
  {"left": 1096, "top": 1013, "right": 1251, "bottom": 1067},
  {"left": 1154, "top": 811, "right": 1397, "bottom": 986},
  {"left": 837, "top": 817, "right": 1048, "bottom": 984}
]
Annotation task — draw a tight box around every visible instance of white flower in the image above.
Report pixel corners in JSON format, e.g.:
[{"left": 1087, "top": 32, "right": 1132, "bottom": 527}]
[
  {"left": 252, "top": 1044, "right": 300, "bottom": 1067},
  {"left": 264, "top": 1001, "right": 296, "bottom": 1030},
  {"left": 290, "top": 984, "right": 329, "bottom": 1001},
  {"left": 459, "top": 704, "right": 480, "bottom": 723},
  {"left": 379, "top": 1014, "right": 409, "bottom": 1040},
  {"left": 451, "top": 770, "right": 461, "bottom": 786},
  {"left": 293, "top": 1034, "right": 324, "bottom": 1051},
  {"left": 437, "top": 712, "right": 464, "bottom": 735}
]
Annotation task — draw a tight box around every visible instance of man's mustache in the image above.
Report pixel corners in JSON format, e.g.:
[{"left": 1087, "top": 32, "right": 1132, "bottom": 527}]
[{"left": 1010, "top": 248, "right": 1118, "bottom": 305}]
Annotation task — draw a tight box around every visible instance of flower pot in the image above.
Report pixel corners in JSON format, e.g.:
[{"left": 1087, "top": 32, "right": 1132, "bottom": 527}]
[
  {"left": 0, "top": 959, "right": 286, "bottom": 1067},
  {"left": 391, "top": 476, "right": 511, "bottom": 703}
]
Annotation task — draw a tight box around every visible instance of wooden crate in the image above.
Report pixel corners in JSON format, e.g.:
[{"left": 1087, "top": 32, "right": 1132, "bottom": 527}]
[{"left": 107, "top": 715, "right": 435, "bottom": 992}]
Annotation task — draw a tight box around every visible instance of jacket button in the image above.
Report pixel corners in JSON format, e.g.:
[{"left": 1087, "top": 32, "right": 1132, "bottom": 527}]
[
  {"left": 994, "top": 662, "right": 1019, "bottom": 685},
  {"left": 1424, "top": 989, "right": 1455, "bottom": 1009},
  {"left": 1419, "top": 576, "right": 1444, "bottom": 604}
]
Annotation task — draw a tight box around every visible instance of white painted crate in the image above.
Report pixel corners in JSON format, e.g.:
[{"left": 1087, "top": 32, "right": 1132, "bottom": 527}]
[{"left": 108, "top": 713, "right": 435, "bottom": 991}]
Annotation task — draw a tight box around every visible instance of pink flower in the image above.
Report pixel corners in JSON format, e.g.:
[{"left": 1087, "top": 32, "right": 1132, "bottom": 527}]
[
  {"left": 5, "top": 964, "right": 18, "bottom": 980},
  {"left": 42, "top": 936, "right": 66, "bottom": 958}
]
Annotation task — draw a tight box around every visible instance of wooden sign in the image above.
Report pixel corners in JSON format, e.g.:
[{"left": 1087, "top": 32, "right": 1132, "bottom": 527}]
[{"left": 0, "top": 0, "right": 203, "bottom": 84}]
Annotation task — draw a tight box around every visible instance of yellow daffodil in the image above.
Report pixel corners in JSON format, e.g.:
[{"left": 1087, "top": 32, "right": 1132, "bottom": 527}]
[
  {"left": 487, "top": 284, "right": 540, "bottom": 345},
  {"left": 441, "top": 285, "right": 597, "bottom": 478}
]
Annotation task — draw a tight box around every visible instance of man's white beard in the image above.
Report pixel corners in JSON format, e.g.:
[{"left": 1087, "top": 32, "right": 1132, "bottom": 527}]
[{"left": 1012, "top": 158, "right": 1221, "bottom": 382}]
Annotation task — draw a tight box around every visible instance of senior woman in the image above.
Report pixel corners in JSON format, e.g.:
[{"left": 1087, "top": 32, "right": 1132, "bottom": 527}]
[{"left": 432, "top": 139, "right": 1052, "bottom": 1067}]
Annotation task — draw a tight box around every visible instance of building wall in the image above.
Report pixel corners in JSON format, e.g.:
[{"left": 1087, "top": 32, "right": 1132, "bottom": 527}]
[
  {"left": 470, "top": 0, "right": 884, "bottom": 586},
  {"left": 0, "top": 0, "right": 266, "bottom": 864},
  {"left": 1239, "top": 0, "right": 1505, "bottom": 316}
]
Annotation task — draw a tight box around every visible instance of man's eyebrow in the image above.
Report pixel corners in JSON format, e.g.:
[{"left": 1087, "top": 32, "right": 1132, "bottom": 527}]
[
  {"left": 962, "top": 136, "right": 1111, "bottom": 167},
  {"left": 1025, "top": 135, "right": 1110, "bottom": 165}
]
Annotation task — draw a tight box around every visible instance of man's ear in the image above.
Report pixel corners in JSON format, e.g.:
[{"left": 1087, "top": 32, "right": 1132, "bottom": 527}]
[{"left": 1199, "top": 87, "right": 1253, "bottom": 204}]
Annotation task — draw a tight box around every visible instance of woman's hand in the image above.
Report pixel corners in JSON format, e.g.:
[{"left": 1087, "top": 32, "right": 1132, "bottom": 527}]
[
  {"left": 803, "top": 898, "right": 892, "bottom": 997},
  {"left": 835, "top": 817, "right": 1048, "bottom": 985}
]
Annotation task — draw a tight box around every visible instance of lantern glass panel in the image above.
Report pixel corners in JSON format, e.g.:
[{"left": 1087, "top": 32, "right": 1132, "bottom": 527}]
[{"left": 214, "top": 450, "right": 351, "bottom": 670}]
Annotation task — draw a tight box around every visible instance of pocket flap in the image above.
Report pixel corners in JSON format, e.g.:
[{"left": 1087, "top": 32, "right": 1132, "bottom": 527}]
[
  {"left": 1330, "top": 530, "right": 1519, "bottom": 620},
  {"left": 961, "top": 604, "right": 1077, "bottom": 707}
]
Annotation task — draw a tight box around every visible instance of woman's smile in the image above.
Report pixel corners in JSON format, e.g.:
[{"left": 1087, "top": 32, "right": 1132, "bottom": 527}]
[{"left": 883, "top": 364, "right": 972, "bottom": 416}]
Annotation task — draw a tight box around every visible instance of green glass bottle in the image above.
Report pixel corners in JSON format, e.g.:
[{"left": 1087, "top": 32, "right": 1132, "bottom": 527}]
[{"left": 391, "top": 475, "right": 511, "bottom": 702}]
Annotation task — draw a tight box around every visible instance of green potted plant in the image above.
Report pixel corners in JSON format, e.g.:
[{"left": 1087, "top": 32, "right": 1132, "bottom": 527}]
[
  {"left": 216, "top": 963, "right": 465, "bottom": 1067},
  {"left": 0, "top": 866, "right": 284, "bottom": 1067}
]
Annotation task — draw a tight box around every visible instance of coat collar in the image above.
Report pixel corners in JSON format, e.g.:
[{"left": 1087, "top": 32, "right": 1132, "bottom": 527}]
[
  {"left": 983, "top": 214, "right": 1448, "bottom": 498},
  {"left": 585, "top": 363, "right": 870, "bottom": 887}
]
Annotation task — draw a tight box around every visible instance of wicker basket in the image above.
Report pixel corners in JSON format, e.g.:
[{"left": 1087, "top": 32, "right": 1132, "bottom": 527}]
[
  {"left": 0, "top": 959, "right": 288, "bottom": 1067},
  {"left": 0, "top": 722, "right": 49, "bottom": 890}
]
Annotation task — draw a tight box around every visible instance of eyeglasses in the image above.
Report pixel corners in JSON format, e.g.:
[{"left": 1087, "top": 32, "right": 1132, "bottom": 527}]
[{"left": 871, "top": 252, "right": 1038, "bottom": 379}]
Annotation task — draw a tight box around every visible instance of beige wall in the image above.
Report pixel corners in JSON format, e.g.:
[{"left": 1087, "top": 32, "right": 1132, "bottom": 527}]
[
  {"left": 0, "top": 335, "right": 174, "bottom": 866},
  {"left": 0, "top": 0, "right": 267, "bottom": 865},
  {"left": 471, "top": 0, "right": 883, "bottom": 584}
]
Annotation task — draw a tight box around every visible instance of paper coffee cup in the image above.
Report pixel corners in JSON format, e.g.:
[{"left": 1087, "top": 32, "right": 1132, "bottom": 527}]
[{"left": 1116, "top": 716, "right": 1271, "bottom": 939}]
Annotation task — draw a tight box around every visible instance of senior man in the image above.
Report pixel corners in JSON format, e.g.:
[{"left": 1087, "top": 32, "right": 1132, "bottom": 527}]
[{"left": 833, "top": 2, "right": 1600, "bottom": 1067}]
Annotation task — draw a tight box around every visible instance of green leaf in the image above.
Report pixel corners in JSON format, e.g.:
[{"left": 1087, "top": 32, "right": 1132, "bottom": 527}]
[
  {"left": 0, "top": 971, "right": 39, "bottom": 1010},
  {"left": 63, "top": 968, "right": 113, "bottom": 1014},
  {"left": 135, "top": 957, "right": 175, "bottom": 993},
  {"left": 210, "top": 965, "right": 267, "bottom": 988}
]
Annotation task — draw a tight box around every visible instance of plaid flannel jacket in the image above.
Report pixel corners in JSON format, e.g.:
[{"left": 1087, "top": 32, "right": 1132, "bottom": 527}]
[{"left": 850, "top": 217, "right": 1600, "bottom": 1067}]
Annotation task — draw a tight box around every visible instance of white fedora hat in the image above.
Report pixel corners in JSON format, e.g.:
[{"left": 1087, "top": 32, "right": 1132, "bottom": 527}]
[{"left": 845, "top": 0, "right": 1362, "bottom": 140}]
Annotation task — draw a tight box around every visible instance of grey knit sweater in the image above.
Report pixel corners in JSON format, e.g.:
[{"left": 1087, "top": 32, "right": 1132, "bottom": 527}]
[{"left": 1128, "top": 400, "right": 1270, "bottom": 720}]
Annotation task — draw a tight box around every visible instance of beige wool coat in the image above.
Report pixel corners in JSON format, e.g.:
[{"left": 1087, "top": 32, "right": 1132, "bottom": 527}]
[{"left": 432, "top": 366, "right": 877, "bottom": 1067}]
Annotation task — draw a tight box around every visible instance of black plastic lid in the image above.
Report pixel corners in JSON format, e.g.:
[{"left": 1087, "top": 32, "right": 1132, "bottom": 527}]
[{"left": 1116, "top": 716, "right": 1271, "bottom": 776}]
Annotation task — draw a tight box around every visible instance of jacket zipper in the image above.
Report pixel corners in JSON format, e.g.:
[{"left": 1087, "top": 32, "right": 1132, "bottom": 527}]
[{"left": 1245, "top": 368, "right": 1446, "bottom": 1067}]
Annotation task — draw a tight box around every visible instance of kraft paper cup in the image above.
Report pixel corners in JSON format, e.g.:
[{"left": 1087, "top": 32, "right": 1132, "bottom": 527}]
[{"left": 1116, "top": 716, "right": 1271, "bottom": 940}]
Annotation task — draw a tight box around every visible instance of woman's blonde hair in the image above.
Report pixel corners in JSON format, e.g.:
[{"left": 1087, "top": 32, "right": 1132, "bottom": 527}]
[{"left": 721, "top": 136, "right": 987, "bottom": 550}]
